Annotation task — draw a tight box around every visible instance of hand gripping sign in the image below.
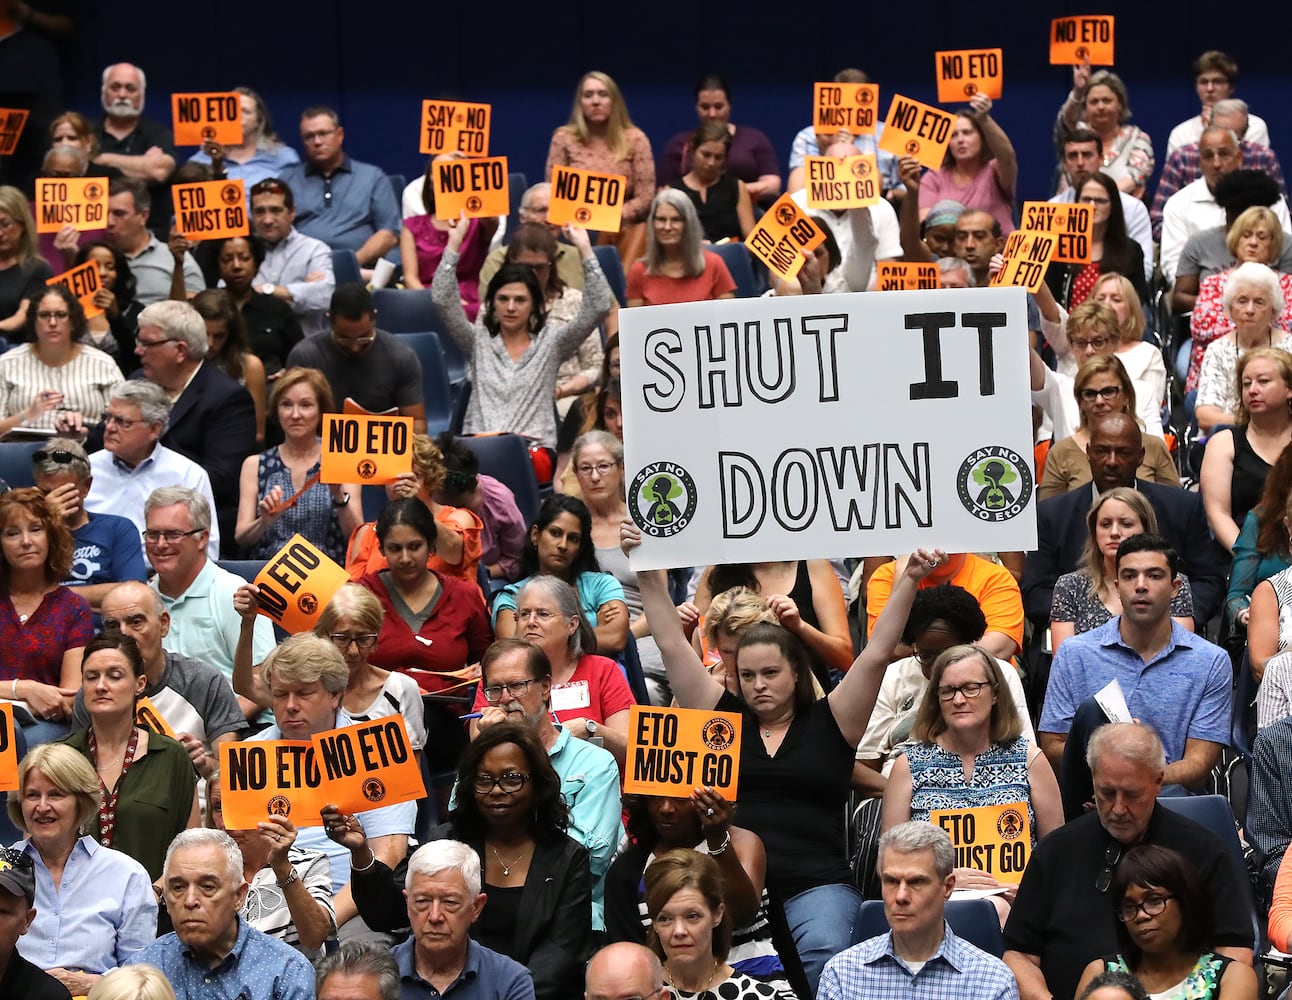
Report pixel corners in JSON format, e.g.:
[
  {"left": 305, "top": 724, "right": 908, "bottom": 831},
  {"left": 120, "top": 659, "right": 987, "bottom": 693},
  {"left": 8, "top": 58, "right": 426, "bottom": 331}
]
[
  {"left": 171, "top": 92, "right": 243, "bottom": 146},
  {"left": 47, "top": 261, "right": 105, "bottom": 319},
  {"left": 928, "top": 801, "right": 1032, "bottom": 885},
  {"left": 624, "top": 705, "right": 743, "bottom": 799},
  {"left": 173, "top": 179, "right": 249, "bottom": 240},
  {"left": 813, "top": 82, "right": 879, "bottom": 141},
  {"left": 804, "top": 155, "right": 881, "bottom": 211},
  {"left": 253, "top": 534, "right": 351, "bottom": 635},
  {"left": 1050, "top": 15, "right": 1115, "bottom": 66},
  {"left": 745, "top": 194, "right": 825, "bottom": 283},
  {"left": 1020, "top": 201, "right": 1094, "bottom": 265}
]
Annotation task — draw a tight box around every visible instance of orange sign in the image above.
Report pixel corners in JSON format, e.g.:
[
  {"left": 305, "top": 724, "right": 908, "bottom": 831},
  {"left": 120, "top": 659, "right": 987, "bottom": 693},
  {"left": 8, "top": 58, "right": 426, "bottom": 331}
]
[
  {"left": 624, "top": 705, "right": 742, "bottom": 799},
  {"left": 321, "top": 414, "right": 414, "bottom": 485},
  {"left": 47, "top": 261, "right": 105, "bottom": 319},
  {"left": 171, "top": 92, "right": 243, "bottom": 146},
  {"left": 312, "top": 717, "right": 425, "bottom": 815},
  {"left": 0, "top": 703, "right": 17, "bottom": 792},
  {"left": 172, "top": 180, "right": 249, "bottom": 239},
  {"left": 878, "top": 261, "right": 942, "bottom": 290},
  {"left": 1050, "top": 16, "right": 1115, "bottom": 66},
  {"left": 1020, "top": 201, "right": 1094, "bottom": 265},
  {"left": 219, "top": 740, "right": 324, "bottom": 829},
  {"left": 929, "top": 801, "right": 1032, "bottom": 884},
  {"left": 34, "top": 177, "right": 109, "bottom": 234},
  {"left": 548, "top": 165, "right": 625, "bottom": 233},
  {"left": 253, "top": 534, "right": 350, "bottom": 635},
  {"left": 135, "top": 696, "right": 177, "bottom": 739},
  {"left": 935, "top": 48, "right": 1004, "bottom": 103},
  {"left": 745, "top": 194, "right": 826, "bottom": 283},
  {"left": 804, "top": 155, "right": 881, "bottom": 210},
  {"left": 432, "top": 155, "right": 509, "bottom": 221},
  {"left": 419, "top": 100, "right": 490, "bottom": 156},
  {"left": 878, "top": 94, "right": 957, "bottom": 170},
  {"left": 813, "top": 82, "right": 879, "bottom": 140},
  {"left": 990, "top": 230, "right": 1058, "bottom": 294},
  {"left": 0, "top": 108, "right": 28, "bottom": 156}
]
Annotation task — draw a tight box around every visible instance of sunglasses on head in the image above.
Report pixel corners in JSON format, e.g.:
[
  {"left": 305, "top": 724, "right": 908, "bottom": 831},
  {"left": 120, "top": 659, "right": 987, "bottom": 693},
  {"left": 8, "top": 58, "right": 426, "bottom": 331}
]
[{"left": 33, "top": 449, "right": 81, "bottom": 465}]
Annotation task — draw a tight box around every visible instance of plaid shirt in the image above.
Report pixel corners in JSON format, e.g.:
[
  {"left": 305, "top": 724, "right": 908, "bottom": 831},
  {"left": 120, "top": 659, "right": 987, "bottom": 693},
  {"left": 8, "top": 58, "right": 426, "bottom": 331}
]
[
  {"left": 1151, "top": 141, "right": 1287, "bottom": 240},
  {"left": 820, "top": 923, "right": 1019, "bottom": 1000}
]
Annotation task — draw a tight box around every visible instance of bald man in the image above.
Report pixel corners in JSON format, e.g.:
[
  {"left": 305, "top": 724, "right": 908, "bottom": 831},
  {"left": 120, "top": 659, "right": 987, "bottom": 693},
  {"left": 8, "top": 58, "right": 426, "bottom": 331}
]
[{"left": 585, "top": 943, "right": 670, "bottom": 1000}]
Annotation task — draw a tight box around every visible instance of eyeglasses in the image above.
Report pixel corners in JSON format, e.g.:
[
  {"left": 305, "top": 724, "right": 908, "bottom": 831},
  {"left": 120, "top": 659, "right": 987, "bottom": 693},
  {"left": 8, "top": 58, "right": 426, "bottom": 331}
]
[
  {"left": 36, "top": 311, "right": 70, "bottom": 322},
  {"left": 1079, "top": 386, "right": 1123, "bottom": 402},
  {"left": 136, "top": 336, "right": 180, "bottom": 350},
  {"left": 516, "top": 608, "right": 560, "bottom": 623},
  {"left": 1116, "top": 893, "right": 1173, "bottom": 922},
  {"left": 482, "top": 679, "right": 536, "bottom": 703},
  {"left": 1080, "top": 196, "right": 1111, "bottom": 206},
  {"left": 302, "top": 128, "right": 338, "bottom": 142},
  {"left": 102, "top": 411, "right": 142, "bottom": 429},
  {"left": 471, "top": 771, "right": 530, "bottom": 794},
  {"left": 329, "top": 632, "right": 379, "bottom": 650},
  {"left": 576, "top": 462, "right": 616, "bottom": 478},
  {"left": 1096, "top": 842, "right": 1123, "bottom": 893},
  {"left": 33, "top": 449, "right": 80, "bottom": 464},
  {"left": 1070, "top": 335, "right": 1112, "bottom": 351},
  {"left": 936, "top": 681, "right": 992, "bottom": 701},
  {"left": 142, "top": 528, "right": 203, "bottom": 545},
  {"left": 332, "top": 332, "right": 376, "bottom": 349}
]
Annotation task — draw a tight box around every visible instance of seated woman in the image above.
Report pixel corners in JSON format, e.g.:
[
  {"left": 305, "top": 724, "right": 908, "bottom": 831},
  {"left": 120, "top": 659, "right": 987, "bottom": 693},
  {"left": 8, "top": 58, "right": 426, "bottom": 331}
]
[
  {"left": 435, "top": 433, "right": 527, "bottom": 584},
  {"left": 400, "top": 155, "right": 497, "bottom": 320},
  {"left": 607, "top": 794, "right": 797, "bottom": 999},
  {"left": 1040, "top": 356, "right": 1178, "bottom": 499},
  {"left": 1200, "top": 347, "right": 1292, "bottom": 551},
  {"left": 625, "top": 190, "right": 736, "bottom": 307},
  {"left": 1245, "top": 500, "right": 1292, "bottom": 685},
  {"left": 185, "top": 87, "right": 300, "bottom": 187},
  {"left": 557, "top": 374, "right": 622, "bottom": 497},
  {"left": 881, "top": 645, "right": 1063, "bottom": 921},
  {"left": 1183, "top": 206, "right": 1292, "bottom": 391},
  {"left": 1075, "top": 845, "right": 1257, "bottom": 1000},
  {"left": 1056, "top": 66, "right": 1153, "bottom": 198},
  {"left": 345, "top": 432, "right": 483, "bottom": 593},
  {"left": 0, "top": 186, "right": 54, "bottom": 337},
  {"left": 205, "top": 772, "right": 335, "bottom": 955},
  {"left": 203, "top": 234, "right": 303, "bottom": 377},
  {"left": 9, "top": 743, "right": 156, "bottom": 997},
  {"left": 74, "top": 241, "right": 143, "bottom": 367},
  {"left": 670, "top": 122, "right": 755, "bottom": 243},
  {"left": 194, "top": 289, "right": 267, "bottom": 445},
  {"left": 1044, "top": 173, "right": 1147, "bottom": 311},
  {"left": 1090, "top": 273, "right": 1164, "bottom": 406},
  {"left": 63, "top": 631, "right": 198, "bottom": 880},
  {"left": 1050, "top": 487, "right": 1196, "bottom": 652},
  {"left": 344, "top": 722, "right": 593, "bottom": 1000},
  {"left": 235, "top": 366, "right": 362, "bottom": 563},
  {"left": 492, "top": 495, "right": 630, "bottom": 655},
  {"left": 1226, "top": 443, "right": 1292, "bottom": 628},
  {"left": 918, "top": 95, "right": 1016, "bottom": 236},
  {"left": 433, "top": 219, "right": 610, "bottom": 449},
  {"left": 1196, "top": 262, "right": 1292, "bottom": 434},
  {"left": 0, "top": 487, "right": 92, "bottom": 747},
  {"left": 0, "top": 285, "right": 122, "bottom": 437},
  {"left": 699, "top": 586, "right": 776, "bottom": 695}
]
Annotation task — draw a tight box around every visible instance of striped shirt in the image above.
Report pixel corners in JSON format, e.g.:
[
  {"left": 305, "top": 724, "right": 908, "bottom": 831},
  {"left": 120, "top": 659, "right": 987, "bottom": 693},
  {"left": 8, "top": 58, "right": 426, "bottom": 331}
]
[
  {"left": 241, "top": 846, "right": 335, "bottom": 956},
  {"left": 0, "top": 343, "right": 122, "bottom": 429}
]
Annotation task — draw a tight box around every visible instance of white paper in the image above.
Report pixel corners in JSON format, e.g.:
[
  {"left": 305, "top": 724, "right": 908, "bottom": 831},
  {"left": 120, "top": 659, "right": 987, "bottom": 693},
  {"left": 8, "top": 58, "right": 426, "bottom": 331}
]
[{"left": 1094, "top": 679, "right": 1132, "bottom": 723}]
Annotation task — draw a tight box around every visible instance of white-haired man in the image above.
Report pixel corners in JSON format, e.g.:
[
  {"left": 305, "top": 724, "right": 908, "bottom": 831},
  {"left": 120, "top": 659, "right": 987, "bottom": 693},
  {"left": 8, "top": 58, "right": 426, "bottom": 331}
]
[{"left": 93, "top": 62, "right": 176, "bottom": 239}]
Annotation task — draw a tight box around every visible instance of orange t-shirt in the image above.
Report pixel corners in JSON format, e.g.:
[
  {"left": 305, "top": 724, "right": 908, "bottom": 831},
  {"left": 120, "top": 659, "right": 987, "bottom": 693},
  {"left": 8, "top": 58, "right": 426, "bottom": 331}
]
[{"left": 346, "top": 504, "right": 484, "bottom": 600}]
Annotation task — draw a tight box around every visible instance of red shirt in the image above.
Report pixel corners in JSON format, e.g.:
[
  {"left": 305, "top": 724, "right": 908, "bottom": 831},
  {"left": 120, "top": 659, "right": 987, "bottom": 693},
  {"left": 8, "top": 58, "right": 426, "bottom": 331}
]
[{"left": 472, "top": 652, "right": 635, "bottom": 725}]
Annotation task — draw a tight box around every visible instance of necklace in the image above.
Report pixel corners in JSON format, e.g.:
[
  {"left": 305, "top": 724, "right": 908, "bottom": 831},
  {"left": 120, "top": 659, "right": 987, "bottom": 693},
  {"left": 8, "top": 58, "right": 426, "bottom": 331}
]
[
  {"left": 488, "top": 842, "right": 531, "bottom": 877},
  {"left": 665, "top": 959, "right": 720, "bottom": 994}
]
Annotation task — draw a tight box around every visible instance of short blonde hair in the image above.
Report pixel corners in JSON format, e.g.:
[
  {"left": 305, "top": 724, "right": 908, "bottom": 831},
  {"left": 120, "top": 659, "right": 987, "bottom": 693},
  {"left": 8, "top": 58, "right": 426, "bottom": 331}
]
[
  {"left": 87, "top": 965, "right": 177, "bottom": 1000},
  {"left": 410, "top": 434, "right": 446, "bottom": 495},
  {"left": 1090, "top": 273, "right": 1147, "bottom": 343},
  {"left": 1227, "top": 206, "right": 1283, "bottom": 262},
  {"left": 704, "top": 586, "right": 775, "bottom": 648},
  {"left": 7, "top": 743, "right": 102, "bottom": 834},
  {"left": 260, "top": 632, "right": 349, "bottom": 693},
  {"left": 269, "top": 366, "right": 335, "bottom": 418}
]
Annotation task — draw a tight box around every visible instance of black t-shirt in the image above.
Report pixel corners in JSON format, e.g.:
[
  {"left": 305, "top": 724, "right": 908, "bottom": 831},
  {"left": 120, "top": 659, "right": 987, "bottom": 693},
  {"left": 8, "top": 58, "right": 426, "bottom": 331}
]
[
  {"left": 95, "top": 115, "right": 177, "bottom": 237},
  {"left": 240, "top": 292, "right": 303, "bottom": 375},
  {"left": 0, "top": 257, "right": 54, "bottom": 326},
  {"left": 715, "top": 690, "right": 854, "bottom": 901},
  {"left": 1003, "top": 807, "right": 1254, "bottom": 1000},
  {"left": 0, "top": 951, "right": 72, "bottom": 1000}
]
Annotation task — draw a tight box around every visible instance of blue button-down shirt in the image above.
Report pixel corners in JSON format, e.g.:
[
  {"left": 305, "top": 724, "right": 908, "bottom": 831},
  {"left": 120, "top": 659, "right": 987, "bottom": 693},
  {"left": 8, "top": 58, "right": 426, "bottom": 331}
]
[
  {"left": 393, "top": 937, "right": 534, "bottom": 1000},
  {"left": 127, "top": 916, "right": 316, "bottom": 1000},
  {"left": 280, "top": 155, "right": 400, "bottom": 254},
  {"left": 820, "top": 923, "right": 1018, "bottom": 1000}
]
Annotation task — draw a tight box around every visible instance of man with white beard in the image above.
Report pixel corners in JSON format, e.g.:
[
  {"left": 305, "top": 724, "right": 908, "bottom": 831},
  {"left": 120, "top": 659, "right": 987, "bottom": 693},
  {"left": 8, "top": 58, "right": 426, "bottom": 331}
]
[{"left": 93, "top": 63, "right": 177, "bottom": 237}]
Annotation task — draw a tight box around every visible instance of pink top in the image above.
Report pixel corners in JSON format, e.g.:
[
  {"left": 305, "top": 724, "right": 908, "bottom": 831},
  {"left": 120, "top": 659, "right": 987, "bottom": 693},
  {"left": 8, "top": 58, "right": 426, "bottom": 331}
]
[
  {"left": 918, "top": 159, "right": 1015, "bottom": 235},
  {"left": 626, "top": 251, "right": 736, "bottom": 306},
  {"left": 545, "top": 127, "right": 656, "bottom": 225},
  {"left": 405, "top": 214, "right": 489, "bottom": 321}
]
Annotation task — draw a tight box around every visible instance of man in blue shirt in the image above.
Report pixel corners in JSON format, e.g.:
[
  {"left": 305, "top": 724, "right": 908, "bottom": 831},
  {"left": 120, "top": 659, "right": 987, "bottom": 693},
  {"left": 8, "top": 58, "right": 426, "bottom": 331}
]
[
  {"left": 127, "top": 829, "right": 314, "bottom": 1000},
  {"left": 280, "top": 107, "right": 399, "bottom": 271}
]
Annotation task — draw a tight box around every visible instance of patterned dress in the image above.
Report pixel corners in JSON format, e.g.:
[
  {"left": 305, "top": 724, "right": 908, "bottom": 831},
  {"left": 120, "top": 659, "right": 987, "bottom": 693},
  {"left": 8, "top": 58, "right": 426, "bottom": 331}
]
[
  {"left": 1103, "top": 952, "right": 1230, "bottom": 1000},
  {"left": 906, "top": 735, "right": 1037, "bottom": 845},
  {"left": 250, "top": 447, "right": 344, "bottom": 562}
]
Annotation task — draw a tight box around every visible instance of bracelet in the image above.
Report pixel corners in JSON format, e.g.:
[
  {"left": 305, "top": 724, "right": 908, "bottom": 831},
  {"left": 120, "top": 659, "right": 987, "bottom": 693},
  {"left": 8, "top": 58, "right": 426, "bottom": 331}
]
[
  {"left": 708, "top": 832, "right": 732, "bottom": 857},
  {"left": 351, "top": 847, "right": 377, "bottom": 873},
  {"left": 10, "top": 678, "right": 16, "bottom": 698}
]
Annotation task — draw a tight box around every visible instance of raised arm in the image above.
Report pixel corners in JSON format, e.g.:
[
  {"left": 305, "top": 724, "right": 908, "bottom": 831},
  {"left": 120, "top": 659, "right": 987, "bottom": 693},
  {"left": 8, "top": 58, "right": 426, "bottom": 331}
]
[
  {"left": 896, "top": 157, "right": 934, "bottom": 263},
  {"left": 430, "top": 215, "right": 484, "bottom": 358},
  {"left": 969, "top": 95, "right": 1018, "bottom": 196},
  {"left": 547, "top": 226, "right": 611, "bottom": 360}
]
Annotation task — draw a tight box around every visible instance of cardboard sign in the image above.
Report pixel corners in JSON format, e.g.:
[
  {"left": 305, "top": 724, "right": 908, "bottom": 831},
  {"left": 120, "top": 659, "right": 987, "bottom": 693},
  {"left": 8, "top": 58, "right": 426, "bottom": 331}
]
[
  {"left": 878, "top": 94, "right": 957, "bottom": 170},
  {"left": 312, "top": 717, "right": 425, "bottom": 814},
  {"left": 321, "top": 413, "right": 414, "bottom": 485},
  {"left": 0, "top": 703, "right": 17, "bottom": 792},
  {"left": 419, "top": 100, "right": 491, "bottom": 156},
  {"left": 935, "top": 48, "right": 1004, "bottom": 103},
  {"left": 135, "top": 696, "right": 177, "bottom": 739},
  {"left": 47, "top": 261, "right": 104, "bottom": 319},
  {"left": 171, "top": 92, "right": 243, "bottom": 146},
  {"left": 624, "top": 705, "right": 742, "bottom": 799},
  {"left": 990, "top": 230, "right": 1058, "bottom": 294},
  {"left": 253, "top": 534, "right": 351, "bottom": 634},
  {"left": 34, "top": 177, "right": 109, "bottom": 234},
  {"left": 813, "top": 82, "right": 879, "bottom": 140},
  {"left": 548, "top": 165, "right": 625, "bottom": 232},
  {"left": 804, "top": 155, "right": 881, "bottom": 211},
  {"left": 1050, "top": 15, "right": 1115, "bottom": 66},
  {"left": 172, "top": 179, "right": 248, "bottom": 239},
  {"left": 878, "top": 261, "right": 942, "bottom": 290},
  {"left": 220, "top": 740, "right": 324, "bottom": 829},
  {"left": 0, "top": 108, "right": 28, "bottom": 156},
  {"left": 745, "top": 194, "right": 826, "bottom": 282},
  {"left": 620, "top": 288, "right": 1037, "bottom": 569},
  {"left": 432, "top": 155, "right": 509, "bottom": 221},
  {"left": 1020, "top": 201, "right": 1093, "bottom": 265},
  {"left": 929, "top": 801, "right": 1032, "bottom": 884}
]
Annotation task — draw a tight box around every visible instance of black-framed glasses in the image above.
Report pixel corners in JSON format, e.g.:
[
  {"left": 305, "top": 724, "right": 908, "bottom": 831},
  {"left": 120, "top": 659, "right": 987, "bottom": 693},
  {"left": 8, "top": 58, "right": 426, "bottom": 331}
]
[
  {"left": 471, "top": 771, "right": 530, "bottom": 794},
  {"left": 1079, "top": 386, "right": 1123, "bottom": 402},
  {"left": 1116, "top": 893, "right": 1172, "bottom": 922},
  {"left": 329, "top": 632, "right": 379, "bottom": 651},
  {"left": 936, "top": 681, "right": 993, "bottom": 701},
  {"left": 136, "top": 336, "right": 180, "bottom": 350},
  {"left": 142, "top": 528, "right": 203, "bottom": 545},
  {"left": 33, "top": 449, "right": 81, "bottom": 465},
  {"left": 36, "top": 311, "right": 71, "bottom": 322},
  {"left": 482, "top": 679, "right": 535, "bottom": 703},
  {"left": 1070, "top": 335, "right": 1112, "bottom": 351},
  {"left": 1096, "top": 842, "right": 1123, "bottom": 893}
]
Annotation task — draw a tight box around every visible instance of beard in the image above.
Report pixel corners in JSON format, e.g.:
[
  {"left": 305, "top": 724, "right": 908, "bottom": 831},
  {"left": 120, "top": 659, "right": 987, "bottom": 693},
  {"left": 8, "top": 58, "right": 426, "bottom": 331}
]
[{"left": 103, "top": 96, "right": 142, "bottom": 119}]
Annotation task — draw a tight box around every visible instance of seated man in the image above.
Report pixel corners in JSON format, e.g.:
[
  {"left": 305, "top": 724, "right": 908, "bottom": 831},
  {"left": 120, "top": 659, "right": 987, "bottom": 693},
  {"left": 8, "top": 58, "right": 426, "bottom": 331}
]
[
  {"left": 586, "top": 943, "right": 666, "bottom": 1000},
  {"left": 1003, "top": 723, "right": 1254, "bottom": 1000},
  {"left": 104, "top": 177, "right": 203, "bottom": 304},
  {"left": 31, "top": 438, "right": 145, "bottom": 614},
  {"left": 284, "top": 283, "right": 426, "bottom": 431},
  {"left": 786, "top": 67, "right": 902, "bottom": 199},
  {"left": 93, "top": 63, "right": 177, "bottom": 239},
  {"left": 82, "top": 380, "right": 219, "bottom": 558},
  {"left": 1244, "top": 712, "right": 1292, "bottom": 905},
  {"left": 1165, "top": 50, "right": 1270, "bottom": 155},
  {"left": 820, "top": 821, "right": 1017, "bottom": 1000},
  {"left": 250, "top": 177, "right": 335, "bottom": 339},
  {"left": 479, "top": 184, "right": 584, "bottom": 293},
  {"left": 0, "top": 848, "right": 69, "bottom": 999},
  {"left": 126, "top": 829, "right": 315, "bottom": 1000},
  {"left": 279, "top": 107, "right": 399, "bottom": 269}
]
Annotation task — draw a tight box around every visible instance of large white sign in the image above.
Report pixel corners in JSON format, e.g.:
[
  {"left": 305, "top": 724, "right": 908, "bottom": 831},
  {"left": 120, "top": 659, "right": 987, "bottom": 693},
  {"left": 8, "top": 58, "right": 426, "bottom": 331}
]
[{"left": 620, "top": 288, "right": 1038, "bottom": 570}]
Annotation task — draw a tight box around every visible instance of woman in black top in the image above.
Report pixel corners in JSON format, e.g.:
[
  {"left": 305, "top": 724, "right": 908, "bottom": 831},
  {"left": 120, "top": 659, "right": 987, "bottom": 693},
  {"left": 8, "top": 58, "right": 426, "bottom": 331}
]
[
  {"left": 670, "top": 122, "right": 755, "bottom": 244},
  {"left": 207, "top": 233, "right": 302, "bottom": 375}
]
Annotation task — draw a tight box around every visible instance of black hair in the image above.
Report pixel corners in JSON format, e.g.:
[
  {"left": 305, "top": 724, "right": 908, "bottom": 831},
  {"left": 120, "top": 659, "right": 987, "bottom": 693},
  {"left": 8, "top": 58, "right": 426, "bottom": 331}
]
[
  {"left": 27, "top": 284, "right": 88, "bottom": 343},
  {"left": 901, "top": 584, "right": 988, "bottom": 646},
  {"left": 74, "top": 240, "right": 137, "bottom": 308},
  {"left": 448, "top": 720, "right": 568, "bottom": 843},
  {"left": 374, "top": 497, "right": 438, "bottom": 553},
  {"left": 1078, "top": 171, "right": 1136, "bottom": 282},
  {"left": 809, "top": 217, "right": 843, "bottom": 273},
  {"left": 694, "top": 75, "right": 730, "bottom": 101},
  {"left": 1064, "top": 127, "right": 1104, "bottom": 155},
  {"left": 330, "top": 282, "right": 375, "bottom": 321},
  {"left": 249, "top": 177, "right": 295, "bottom": 210},
  {"left": 1115, "top": 532, "right": 1181, "bottom": 579},
  {"left": 435, "top": 433, "right": 479, "bottom": 502},
  {"left": 1214, "top": 169, "right": 1282, "bottom": 214},
  {"left": 481, "top": 264, "right": 547, "bottom": 337},
  {"left": 212, "top": 232, "right": 268, "bottom": 270},
  {"left": 1077, "top": 970, "right": 1149, "bottom": 1000},
  {"left": 519, "top": 494, "right": 598, "bottom": 580},
  {"left": 707, "top": 563, "right": 760, "bottom": 597},
  {"left": 1110, "top": 845, "right": 1210, "bottom": 967}
]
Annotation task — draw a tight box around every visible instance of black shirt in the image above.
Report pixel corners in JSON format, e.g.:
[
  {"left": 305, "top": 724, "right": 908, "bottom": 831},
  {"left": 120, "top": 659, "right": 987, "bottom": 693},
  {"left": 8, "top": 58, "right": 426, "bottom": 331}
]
[
  {"left": 240, "top": 292, "right": 303, "bottom": 375},
  {"left": 0, "top": 257, "right": 54, "bottom": 326},
  {"left": 95, "top": 115, "right": 177, "bottom": 237},
  {"left": 0, "top": 950, "right": 72, "bottom": 1000}
]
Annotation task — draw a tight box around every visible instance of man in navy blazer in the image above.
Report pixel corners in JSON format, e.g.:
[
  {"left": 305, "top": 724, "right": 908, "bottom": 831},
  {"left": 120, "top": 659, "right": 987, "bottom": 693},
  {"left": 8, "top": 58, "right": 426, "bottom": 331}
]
[{"left": 1021, "top": 414, "right": 1227, "bottom": 627}]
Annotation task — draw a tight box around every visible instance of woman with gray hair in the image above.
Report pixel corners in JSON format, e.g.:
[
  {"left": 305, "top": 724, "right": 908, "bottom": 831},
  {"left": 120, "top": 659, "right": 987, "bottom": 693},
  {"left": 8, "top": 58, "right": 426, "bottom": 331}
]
[
  {"left": 626, "top": 189, "right": 737, "bottom": 306},
  {"left": 1057, "top": 65, "right": 1153, "bottom": 198}
]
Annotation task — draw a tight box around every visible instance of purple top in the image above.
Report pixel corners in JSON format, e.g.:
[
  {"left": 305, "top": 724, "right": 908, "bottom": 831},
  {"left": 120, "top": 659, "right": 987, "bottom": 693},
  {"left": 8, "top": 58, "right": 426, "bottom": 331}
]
[
  {"left": 405, "top": 215, "right": 490, "bottom": 321},
  {"left": 477, "top": 473, "right": 527, "bottom": 581},
  {"left": 658, "top": 125, "right": 779, "bottom": 190},
  {"left": 918, "top": 159, "right": 1015, "bottom": 235}
]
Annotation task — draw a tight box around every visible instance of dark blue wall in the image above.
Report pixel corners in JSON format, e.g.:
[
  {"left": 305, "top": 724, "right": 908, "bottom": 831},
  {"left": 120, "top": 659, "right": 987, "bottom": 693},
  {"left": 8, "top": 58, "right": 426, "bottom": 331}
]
[{"left": 63, "top": 1, "right": 1291, "bottom": 207}]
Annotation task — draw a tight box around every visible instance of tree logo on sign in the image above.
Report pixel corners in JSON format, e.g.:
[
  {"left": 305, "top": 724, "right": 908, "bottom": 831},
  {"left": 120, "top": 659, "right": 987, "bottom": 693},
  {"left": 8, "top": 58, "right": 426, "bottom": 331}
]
[
  {"left": 221, "top": 184, "right": 241, "bottom": 205},
  {"left": 775, "top": 204, "right": 797, "bottom": 226},
  {"left": 628, "top": 463, "right": 698, "bottom": 538},
  {"left": 362, "top": 777, "right": 387, "bottom": 802},
  {"left": 356, "top": 460, "right": 377, "bottom": 480},
  {"left": 997, "top": 807, "right": 1025, "bottom": 840},
  {"left": 955, "top": 447, "right": 1033, "bottom": 523},
  {"left": 297, "top": 593, "right": 318, "bottom": 616},
  {"left": 268, "top": 795, "right": 292, "bottom": 817}
]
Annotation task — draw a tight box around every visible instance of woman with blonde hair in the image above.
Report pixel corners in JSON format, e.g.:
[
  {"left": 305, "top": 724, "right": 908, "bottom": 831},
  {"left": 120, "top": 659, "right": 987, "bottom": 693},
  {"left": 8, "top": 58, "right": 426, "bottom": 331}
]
[
  {"left": 0, "top": 185, "right": 54, "bottom": 334},
  {"left": 185, "top": 85, "right": 300, "bottom": 187},
  {"left": 626, "top": 190, "right": 736, "bottom": 307},
  {"left": 1091, "top": 272, "right": 1165, "bottom": 412},
  {"left": 702, "top": 586, "right": 776, "bottom": 693},
  {"left": 86, "top": 965, "right": 177, "bottom": 1000}
]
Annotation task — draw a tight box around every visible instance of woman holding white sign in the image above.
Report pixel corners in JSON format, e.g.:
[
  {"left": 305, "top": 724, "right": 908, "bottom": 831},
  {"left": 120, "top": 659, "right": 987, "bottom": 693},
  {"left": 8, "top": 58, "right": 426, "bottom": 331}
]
[{"left": 626, "top": 521, "right": 944, "bottom": 996}]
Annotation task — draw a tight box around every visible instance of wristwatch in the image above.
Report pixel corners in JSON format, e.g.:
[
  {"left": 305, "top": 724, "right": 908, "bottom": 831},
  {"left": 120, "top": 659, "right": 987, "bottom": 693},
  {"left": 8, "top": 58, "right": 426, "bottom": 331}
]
[
  {"left": 584, "top": 719, "right": 598, "bottom": 736},
  {"left": 276, "top": 869, "right": 301, "bottom": 888},
  {"left": 261, "top": 283, "right": 276, "bottom": 296},
  {"left": 332, "top": 492, "right": 351, "bottom": 508}
]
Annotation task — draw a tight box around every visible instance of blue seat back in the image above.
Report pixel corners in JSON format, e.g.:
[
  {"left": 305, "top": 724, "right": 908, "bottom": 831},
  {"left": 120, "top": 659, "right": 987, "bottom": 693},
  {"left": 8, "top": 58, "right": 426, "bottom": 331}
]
[
  {"left": 504, "top": 172, "right": 528, "bottom": 241},
  {"left": 850, "top": 898, "right": 1004, "bottom": 956},
  {"left": 399, "top": 332, "right": 455, "bottom": 435},
  {"left": 458, "top": 434, "right": 540, "bottom": 529},
  {"left": 710, "top": 242, "right": 763, "bottom": 298},
  {"left": 331, "top": 248, "right": 361, "bottom": 286},
  {"left": 0, "top": 441, "right": 44, "bottom": 489},
  {"left": 371, "top": 289, "right": 468, "bottom": 385}
]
